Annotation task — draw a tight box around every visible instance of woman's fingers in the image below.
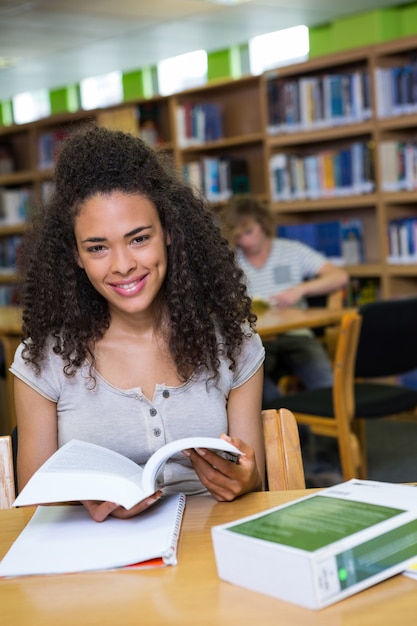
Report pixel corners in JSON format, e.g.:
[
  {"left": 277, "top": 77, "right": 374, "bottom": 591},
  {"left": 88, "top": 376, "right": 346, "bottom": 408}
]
[{"left": 81, "top": 491, "right": 163, "bottom": 522}]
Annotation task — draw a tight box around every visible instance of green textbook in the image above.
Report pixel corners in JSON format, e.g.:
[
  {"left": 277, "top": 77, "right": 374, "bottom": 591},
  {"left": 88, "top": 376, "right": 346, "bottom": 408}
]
[{"left": 212, "top": 479, "right": 417, "bottom": 610}]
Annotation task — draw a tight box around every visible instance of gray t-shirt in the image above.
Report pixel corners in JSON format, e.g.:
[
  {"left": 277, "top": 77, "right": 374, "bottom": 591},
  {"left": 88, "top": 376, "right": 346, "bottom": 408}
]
[{"left": 11, "top": 327, "right": 264, "bottom": 496}]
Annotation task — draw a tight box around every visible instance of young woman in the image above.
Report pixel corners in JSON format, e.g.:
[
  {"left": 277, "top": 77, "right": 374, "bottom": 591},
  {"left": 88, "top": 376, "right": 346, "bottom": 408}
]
[{"left": 12, "top": 126, "right": 265, "bottom": 521}]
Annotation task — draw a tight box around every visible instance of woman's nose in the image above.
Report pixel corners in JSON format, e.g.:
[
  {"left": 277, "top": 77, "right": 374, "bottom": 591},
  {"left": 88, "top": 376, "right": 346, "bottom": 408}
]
[{"left": 110, "top": 247, "right": 136, "bottom": 274}]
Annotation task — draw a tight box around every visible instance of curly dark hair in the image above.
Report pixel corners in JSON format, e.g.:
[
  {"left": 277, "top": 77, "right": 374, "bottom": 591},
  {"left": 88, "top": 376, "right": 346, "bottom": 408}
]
[{"left": 19, "top": 124, "right": 256, "bottom": 382}]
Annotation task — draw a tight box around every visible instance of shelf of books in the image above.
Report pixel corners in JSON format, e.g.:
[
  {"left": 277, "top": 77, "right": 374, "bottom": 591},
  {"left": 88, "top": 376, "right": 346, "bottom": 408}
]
[
  {"left": 171, "top": 75, "right": 267, "bottom": 202},
  {"left": 262, "top": 34, "right": 417, "bottom": 301},
  {"left": 1, "top": 34, "right": 417, "bottom": 305},
  {"left": 0, "top": 123, "right": 36, "bottom": 304},
  {"left": 374, "top": 35, "right": 417, "bottom": 299}
]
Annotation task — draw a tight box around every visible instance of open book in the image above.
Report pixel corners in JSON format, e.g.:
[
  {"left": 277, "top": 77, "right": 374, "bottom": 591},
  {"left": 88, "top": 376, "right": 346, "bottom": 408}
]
[
  {"left": 0, "top": 494, "right": 186, "bottom": 576},
  {"left": 13, "top": 436, "right": 242, "bottom": 509}
]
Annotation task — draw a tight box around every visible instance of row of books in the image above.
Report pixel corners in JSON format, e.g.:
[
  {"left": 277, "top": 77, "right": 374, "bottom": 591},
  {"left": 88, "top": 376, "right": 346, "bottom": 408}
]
[
  {"left": 345, "top": 277, "right": 379, "bottom": 307},
  {"left": 0, "top": 235, "right": 21, "bottom": 272},
  {"left": 38, "top": 129, "right": 72, "bottom": 170},
  {"left": 277, "top": 218, "right": 364, "bottom": 265},
  {"left": 0, "top": 187, "right": 32, "bottom": 223},
  {"left": 0, "top": 144, "right": 14, "bottom": 175},
  {"left": 269, "top": 141, "right": 374, "bottom": 201},
  {"left": 182, "top": 156, "right": 249, "bottom": 202},
  {"left": 387, "top": 218, "right": 417, "bottom": 264},
  {"left": 266, "top": 71, "right": 371, "bottom": 134},
  {"left": 40, "top": 180, "right": 54, "bottom": 203},
  {"left": 0, "top": 284, "right": 20, "bottom": 306},
  {"left": 379, "top": 140, "right": 417, "bottom": 192},
  {"left": 137, "top": 102, "right": 163, "bottom": 146},
  {"left": 176, "top": 102, "right": 223, "bottom": 148},
  {"left": 375, "top": 60, "right": 417, "bottom": 118}
]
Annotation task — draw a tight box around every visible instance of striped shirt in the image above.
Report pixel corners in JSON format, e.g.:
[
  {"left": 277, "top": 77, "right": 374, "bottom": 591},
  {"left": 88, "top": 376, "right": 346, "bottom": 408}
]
[{"left": 237, "top": 238, "right": 326, "bottom": 306}]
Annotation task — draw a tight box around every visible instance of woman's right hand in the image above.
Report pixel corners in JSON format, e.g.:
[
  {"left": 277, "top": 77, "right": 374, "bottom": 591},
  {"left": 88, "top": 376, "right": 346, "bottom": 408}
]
[{"left": 81, "top": 491, "right": 163, "bottom": 522}]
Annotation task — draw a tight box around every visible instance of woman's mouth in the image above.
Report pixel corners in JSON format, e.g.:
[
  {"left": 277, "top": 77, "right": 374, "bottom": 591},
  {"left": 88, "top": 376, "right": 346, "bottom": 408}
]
[{"left": 110, "top": 275, "right": 147, "bottom": 296}]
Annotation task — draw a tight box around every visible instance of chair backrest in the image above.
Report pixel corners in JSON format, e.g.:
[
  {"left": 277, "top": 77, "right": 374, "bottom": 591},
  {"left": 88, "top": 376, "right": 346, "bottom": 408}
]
[
  {"left": 326, "top": 288, "right": 345, "bottom": 311},
  {"left": 355, "top": 297, "right": 417, "bottom": 378},
  {"left": 0, "top": 435, "right": 15, "bottom": 509},
  {"left": 332, "top": 312, "right": 363, "bottom": 429},
  {"left": 262, "top": 408, "right": 306, "bottom": 490},
  {"left": 306, "top": 288, "right": 345, "bottom": 357}
]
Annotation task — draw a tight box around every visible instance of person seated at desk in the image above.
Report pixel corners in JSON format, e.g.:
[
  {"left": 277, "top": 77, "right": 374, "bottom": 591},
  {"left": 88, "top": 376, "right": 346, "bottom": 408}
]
[
  {"left": 220, "top": 196, "right": 348, "bottom": 407},
  {"left": 10, "top": 126, "right": 265, "bottom": 522}
]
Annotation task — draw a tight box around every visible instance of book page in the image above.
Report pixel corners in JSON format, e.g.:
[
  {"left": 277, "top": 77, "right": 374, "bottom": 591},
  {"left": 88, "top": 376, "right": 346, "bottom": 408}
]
[
  {"left": 0, "top": 493, "right": 186, "bottom": 577},
  {"left": 14, "top": 440, "right": 146, "bottom": 509},
  {"left": 141, "top": 436, "right": 242, "bottom": 496}
]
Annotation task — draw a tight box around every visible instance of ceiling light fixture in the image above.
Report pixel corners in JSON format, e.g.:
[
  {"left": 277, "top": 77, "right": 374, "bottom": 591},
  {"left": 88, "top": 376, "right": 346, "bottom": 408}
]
[{"left": 0, "top": 57, "right": 19, "bottom": 70}]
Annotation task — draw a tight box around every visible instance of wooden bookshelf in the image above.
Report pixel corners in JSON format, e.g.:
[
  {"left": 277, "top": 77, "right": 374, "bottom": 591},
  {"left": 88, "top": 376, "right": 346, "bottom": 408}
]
[
  {"left": 1, "top": 34, "right": 417, "bottom": 302},
  {"left": 262, "top": 34, "right": 417, "bottom": 300},
  {"left": 170, "top": 75, "right": 267, "bottom": 200}
]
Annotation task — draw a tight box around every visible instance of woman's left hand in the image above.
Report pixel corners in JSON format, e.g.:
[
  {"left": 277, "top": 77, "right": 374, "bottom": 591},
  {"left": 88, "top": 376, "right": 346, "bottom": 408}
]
[
  {"left": 81, "top": 491, "right": 163, "bottom": 522},
  {"left": 183, "top": 434, "right": 262, "bottom": 501}
]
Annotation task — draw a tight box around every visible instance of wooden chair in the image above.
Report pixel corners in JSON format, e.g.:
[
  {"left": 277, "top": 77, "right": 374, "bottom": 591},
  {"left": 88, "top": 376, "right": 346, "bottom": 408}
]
[
  {"left": 278, "top": 312, "right": 363, "bottom": 480},
  {"left": 262, "top": 408, "right": 306, "bottom": 490},
  {"left": 0, "top": 334, "right": 21, "bottom": 436},
  {"left": 326, "top": 287, "right": 344, "bottom": 311},
  {"left": 279, "top": 298, "right": 417, "bottom": 481},
  {"left": 307, "top": 286, "right": 345, "bottom": 362},
  {"left": 0, "top": 435, "right": 15, "bottom": 509}
]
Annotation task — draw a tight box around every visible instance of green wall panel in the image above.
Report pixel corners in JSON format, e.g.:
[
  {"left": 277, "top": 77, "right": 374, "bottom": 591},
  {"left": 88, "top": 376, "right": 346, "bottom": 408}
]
[
  {"left": 49, "top": 85, "right": 80, "bottom": 114},
  {"left": 331, "top": 8, "right": 402, "bottom": 52},
  {"left": 207, "top": 46, "right": 242, "bottom": 81},
  {"left": 0, "top": 100, "right": 13, "bottom": 127},
  {"left": 122, "top": 68, "right": 154, "bottom": 101},
  {"left": 400, "top": 2, "right": 417, "bottom": 37},
  {"left": 309, "top": 24, "right": 333, "bottom": 58}
]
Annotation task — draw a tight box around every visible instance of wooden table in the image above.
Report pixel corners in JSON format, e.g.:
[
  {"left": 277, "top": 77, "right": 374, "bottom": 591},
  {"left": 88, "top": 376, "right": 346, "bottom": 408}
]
[
  {"left": 255, "top": 306, "right": 353, "bottom": 341},
  {"left": 2, "top": 490, "right": 417, "bottom": 626},
  {"left": 0, "top": 306, "right": 22, "bottom": 435}
]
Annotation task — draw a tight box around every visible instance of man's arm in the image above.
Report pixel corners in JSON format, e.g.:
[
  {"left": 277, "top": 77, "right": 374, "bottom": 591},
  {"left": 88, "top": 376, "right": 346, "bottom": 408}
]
[
  {"left": 269, "top": 262, "right": 348, "bottom": 308},
  {"left": 301, "top": 262, "right": 348, "bottom": 298}
]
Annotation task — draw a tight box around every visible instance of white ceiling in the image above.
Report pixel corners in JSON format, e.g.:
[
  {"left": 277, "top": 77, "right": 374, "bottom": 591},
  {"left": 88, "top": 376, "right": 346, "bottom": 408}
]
[{"left": 0, "top": 0, "right": 412, "bottom": 102}]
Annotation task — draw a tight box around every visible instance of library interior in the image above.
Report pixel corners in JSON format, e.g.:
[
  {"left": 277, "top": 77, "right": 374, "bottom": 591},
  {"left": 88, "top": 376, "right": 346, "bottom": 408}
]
[{"left": 2, "top": 1, "right": 417, "bottom": 623}]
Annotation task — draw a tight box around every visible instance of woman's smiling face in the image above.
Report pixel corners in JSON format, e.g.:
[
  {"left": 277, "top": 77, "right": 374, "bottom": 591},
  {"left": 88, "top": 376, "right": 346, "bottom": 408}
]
[{"left": 74, "top": 191, "right": 169, "bottom": 318}]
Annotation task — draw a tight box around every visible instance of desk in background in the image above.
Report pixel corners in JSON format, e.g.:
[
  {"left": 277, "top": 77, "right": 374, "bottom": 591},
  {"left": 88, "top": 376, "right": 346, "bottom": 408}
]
[
  {"left": 255, "top": 306, "right": 353, "bottom": 341},
  {"left": 0, "top": 306, "right": 22, "bottom": 435},
  {"left": 2, "top": 490, "right": 417, "bottom": 626}
]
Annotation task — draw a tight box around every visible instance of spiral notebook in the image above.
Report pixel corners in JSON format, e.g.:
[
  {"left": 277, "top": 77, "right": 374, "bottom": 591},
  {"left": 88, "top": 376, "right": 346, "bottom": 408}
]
[{"left": 0, "top": 493, "right": 186, "bottom": 577}]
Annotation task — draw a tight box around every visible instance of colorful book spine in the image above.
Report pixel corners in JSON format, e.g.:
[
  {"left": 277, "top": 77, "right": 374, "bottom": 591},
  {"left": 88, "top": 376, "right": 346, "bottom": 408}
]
[
  {"left": 269, "top": 141, "right": 374, "bottom": 200},
  {"left": 278, "top": 218, "right": 365, "bottom": 266},
  {"left": 387, "top": 218, "right": 417, "bottom": 264},
  {"left": 267, "top": 69, "right": 371, "bottom": 134}
]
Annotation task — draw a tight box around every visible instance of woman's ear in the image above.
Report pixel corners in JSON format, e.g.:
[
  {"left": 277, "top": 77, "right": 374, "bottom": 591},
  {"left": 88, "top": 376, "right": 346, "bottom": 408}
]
[{"left": 74, "top": 248, "right": 84, "bottom": 269}]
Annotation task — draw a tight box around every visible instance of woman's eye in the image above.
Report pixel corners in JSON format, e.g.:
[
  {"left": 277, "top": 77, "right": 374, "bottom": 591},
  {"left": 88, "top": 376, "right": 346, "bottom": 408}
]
[
  {"left": 132, "top": 235, "right": 150, "bottom": 245},
  {"left": 87, "top": 245, "right": 106, "bottom": 253}
]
